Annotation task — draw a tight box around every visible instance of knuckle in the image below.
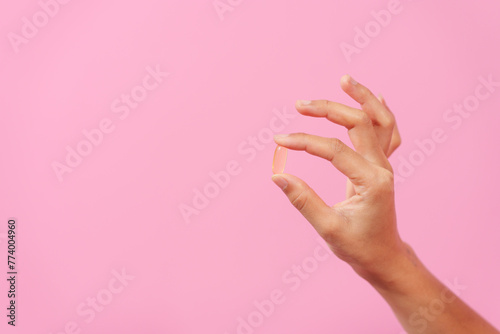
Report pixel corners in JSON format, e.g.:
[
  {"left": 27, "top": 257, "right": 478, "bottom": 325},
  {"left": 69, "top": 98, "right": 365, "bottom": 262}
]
[
  {"left": 356, "top": 111, "right": 373, "bottom": 127},
  {"left": 321, "top": 99, "right": 332, "bottom": 112},
  {"left": 388, "top": 113, "right": 396, "bottom": 125},
  {"left": 290, "top": 188, "right": 310, "bottom": 212},
  {"left": 321, "top": 228, "right": 338, "bottom": 246},
  {"left": 330, "top": 138, "right": 345, "bottom": 156},
  {"left": 321, "top": 209, "right": 345, "bottom": 241},
  {"left": 371, "top": 169, "right": 395, "bottom": 195},
  {"left": 380, "top": 113, "right": 395, "bottom": 128}
]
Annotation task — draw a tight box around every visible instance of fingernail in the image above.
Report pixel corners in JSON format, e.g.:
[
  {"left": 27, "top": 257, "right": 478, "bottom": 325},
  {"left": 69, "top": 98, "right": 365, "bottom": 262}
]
[
  {"left": 378, "top": 93, "right": 384, "bottom": 101},
  {"left": 298, "top": 100, "right": 311, "bottom": 105},
  {"left": 349, "top": 75, "right": 358, "bottom": 85},
  {"left": 274, "top": 134, "right": 289, "bottom": 140},
  {"left": 272, "top": 175, "right": 288, "bottom": 190}
]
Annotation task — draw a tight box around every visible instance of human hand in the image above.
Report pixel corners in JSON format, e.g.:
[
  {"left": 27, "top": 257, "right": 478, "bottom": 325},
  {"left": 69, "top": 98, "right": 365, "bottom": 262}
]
[
  {"left": 271, "top": 76, "right": 500, "bottom": 333},
  {"left": 271, "top": 75, "right": 407, "bottom": 285}
]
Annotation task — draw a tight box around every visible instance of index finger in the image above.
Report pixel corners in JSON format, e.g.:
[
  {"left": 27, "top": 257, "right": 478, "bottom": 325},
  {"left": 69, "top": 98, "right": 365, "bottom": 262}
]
[
  {"left": 294, "top": 100, "right": 388, "bottom": 169},
  {"left": 274, "top": 133, "right": 376, "bottom": 187}
]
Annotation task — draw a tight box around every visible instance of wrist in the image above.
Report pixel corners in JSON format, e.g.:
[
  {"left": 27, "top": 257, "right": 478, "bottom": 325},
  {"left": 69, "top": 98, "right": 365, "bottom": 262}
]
[{"left": 354, "top": 241, "right": 426, "bottom": 294}]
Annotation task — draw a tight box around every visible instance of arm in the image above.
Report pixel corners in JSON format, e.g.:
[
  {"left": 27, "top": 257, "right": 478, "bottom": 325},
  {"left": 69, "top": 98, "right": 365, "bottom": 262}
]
[
  {"left": 270, "top": 75, "right": 499, "bottom": 334},
  {"left": 370, "top": 243, "right": 498, "bottom": 333}
]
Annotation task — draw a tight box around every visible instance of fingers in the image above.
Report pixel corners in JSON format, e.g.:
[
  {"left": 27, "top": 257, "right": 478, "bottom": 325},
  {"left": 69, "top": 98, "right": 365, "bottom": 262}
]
[
  {"left": 378, "top": 95, "right": 402, "bottom": 157},
  {"left": 271, "top": 173, "right": 335, "bottom": 236},
  {"left": 294, "top": 99, "right": 387, "bottom": 166},
  {"left": 340, "top": 75, "right": 395, "bottom": 154},
  {"left": 345, "top": 96, "right": 400, "bottom": 197},
  {"left": 274, "top": 133, "right": 375, "bottom": 186}
]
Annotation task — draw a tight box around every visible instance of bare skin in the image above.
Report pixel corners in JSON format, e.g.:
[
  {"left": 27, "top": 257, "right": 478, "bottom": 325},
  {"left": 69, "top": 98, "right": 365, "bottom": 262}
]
[{"left": 271, "top": 75, "right": 499, "bottom": 334}]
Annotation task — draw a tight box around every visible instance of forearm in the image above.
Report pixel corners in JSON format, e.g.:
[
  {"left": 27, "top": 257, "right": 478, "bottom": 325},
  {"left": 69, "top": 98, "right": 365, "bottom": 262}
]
[{"left": 363, "top": 243, "right": 499, "bottom": 334}]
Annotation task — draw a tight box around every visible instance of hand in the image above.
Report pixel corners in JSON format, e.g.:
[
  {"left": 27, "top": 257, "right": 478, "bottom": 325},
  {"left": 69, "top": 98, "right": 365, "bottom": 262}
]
[
  {"left": 271, "top": 75, "right": 406, "bottom": 284},
  {"left": 271, "top": 75, "right": 500, "bottom": 333}
]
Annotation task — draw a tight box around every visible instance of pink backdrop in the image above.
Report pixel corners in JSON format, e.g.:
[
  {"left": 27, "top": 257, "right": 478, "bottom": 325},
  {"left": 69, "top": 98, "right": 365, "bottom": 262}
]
[{"left": 1, "top": 0, "right": 499, "bottom": 333}]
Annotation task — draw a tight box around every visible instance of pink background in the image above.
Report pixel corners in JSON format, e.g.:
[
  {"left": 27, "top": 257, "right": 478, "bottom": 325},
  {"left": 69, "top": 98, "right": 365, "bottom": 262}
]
[{"left": 1, "top": 0, "right": 499, "bottom": 333}]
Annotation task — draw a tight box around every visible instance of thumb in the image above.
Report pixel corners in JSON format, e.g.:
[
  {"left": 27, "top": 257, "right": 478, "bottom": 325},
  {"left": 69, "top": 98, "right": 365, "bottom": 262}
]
[{"left": 271, "top": 173, "right": 331, "bottom": 234}]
